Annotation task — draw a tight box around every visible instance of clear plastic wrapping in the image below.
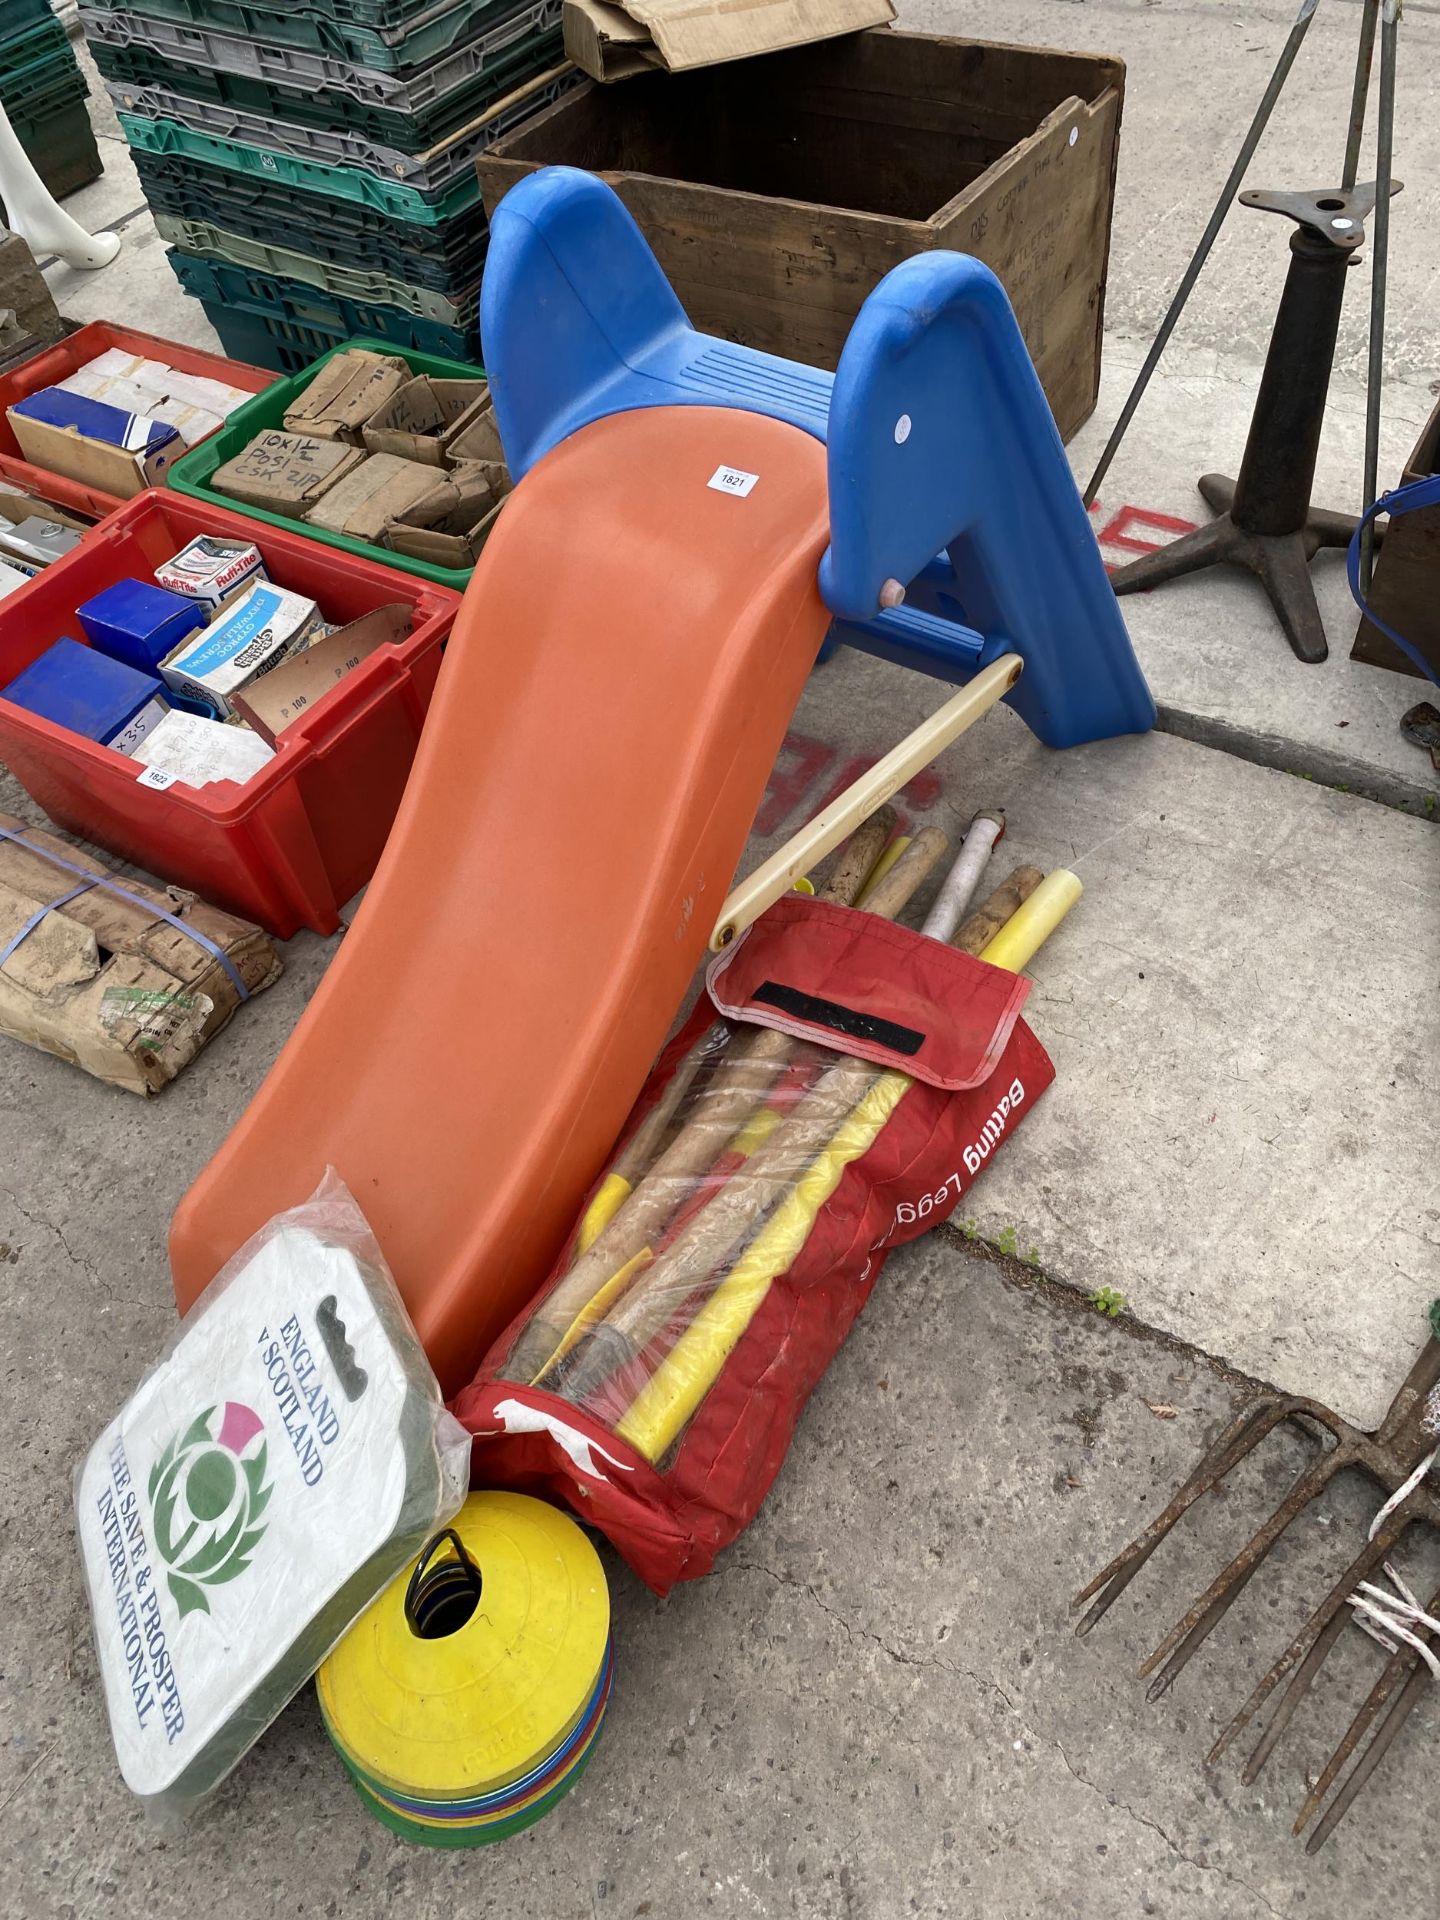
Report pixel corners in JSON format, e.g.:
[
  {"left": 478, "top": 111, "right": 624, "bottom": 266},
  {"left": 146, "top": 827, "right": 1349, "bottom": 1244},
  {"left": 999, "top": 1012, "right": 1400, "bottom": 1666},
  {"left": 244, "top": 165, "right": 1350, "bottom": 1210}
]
[
  {"left": 501, "top": 1014, "right": 901, "bottom": 1457},
  {"left": 74, "top": 1170, "right": 470, "bottom": 1816}
]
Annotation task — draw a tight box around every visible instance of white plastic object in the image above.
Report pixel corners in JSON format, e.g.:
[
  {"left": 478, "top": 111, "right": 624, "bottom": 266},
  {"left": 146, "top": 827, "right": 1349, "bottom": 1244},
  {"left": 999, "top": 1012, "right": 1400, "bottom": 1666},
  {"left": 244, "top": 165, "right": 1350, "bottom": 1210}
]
[
  {"left": 74, "top": 1171, "right": 470, "bottom": 1814},
  {"left": 920, "top": 810, "right": 1005, "bottom": 941},
  {"left": 0, "top": 99, "right": 121, "bottom": 272}
]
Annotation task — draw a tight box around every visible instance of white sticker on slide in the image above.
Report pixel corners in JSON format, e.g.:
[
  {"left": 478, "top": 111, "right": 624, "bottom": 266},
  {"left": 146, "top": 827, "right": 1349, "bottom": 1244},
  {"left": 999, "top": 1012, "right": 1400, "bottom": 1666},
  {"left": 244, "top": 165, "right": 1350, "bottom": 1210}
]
[
  {"left": 136, "top": 765, "right": 178, "bottom": 790},
  {"left": 708, "top": 465, "right": 759, "bottom": 498}
]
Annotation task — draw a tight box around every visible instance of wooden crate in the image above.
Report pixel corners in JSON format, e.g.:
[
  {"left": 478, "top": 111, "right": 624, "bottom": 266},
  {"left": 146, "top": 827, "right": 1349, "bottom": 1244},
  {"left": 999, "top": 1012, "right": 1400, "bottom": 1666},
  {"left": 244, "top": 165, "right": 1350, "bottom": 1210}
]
[
  {"left": 478, "top": 28, "right": 1125, "bottom": 441},
  {"left": 1351, "top": 395, "right": 1440, "bottom": 679}
]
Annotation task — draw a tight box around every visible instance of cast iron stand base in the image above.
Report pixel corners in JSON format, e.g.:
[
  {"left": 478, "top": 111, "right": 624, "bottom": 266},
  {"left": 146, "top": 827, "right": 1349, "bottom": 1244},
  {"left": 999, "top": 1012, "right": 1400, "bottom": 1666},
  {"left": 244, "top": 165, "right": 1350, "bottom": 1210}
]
[
  {"left": 1110, "top": 472, "right": 1369, "bottom": 665},
  {"left": 1110, "top": 181, "right": 1396, "bottom": 665}
]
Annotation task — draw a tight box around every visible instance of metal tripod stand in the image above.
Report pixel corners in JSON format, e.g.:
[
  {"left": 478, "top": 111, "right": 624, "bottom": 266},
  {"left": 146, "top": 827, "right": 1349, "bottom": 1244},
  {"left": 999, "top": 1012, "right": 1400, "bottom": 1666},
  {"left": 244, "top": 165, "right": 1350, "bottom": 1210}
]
[
  {"left": 1085, "top": 0, "right": 1403, "bottom": 659},
  {"left": 1108, "top": 181, "right": 1397, "bottom": 664}
]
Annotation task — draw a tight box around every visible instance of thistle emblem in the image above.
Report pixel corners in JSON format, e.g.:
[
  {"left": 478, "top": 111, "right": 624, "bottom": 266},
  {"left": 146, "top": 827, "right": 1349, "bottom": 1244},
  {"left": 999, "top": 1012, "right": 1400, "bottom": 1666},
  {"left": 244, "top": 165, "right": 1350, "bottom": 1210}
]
[{"left": 148, "top": 1403, "right": 272, "bottom": 1618}]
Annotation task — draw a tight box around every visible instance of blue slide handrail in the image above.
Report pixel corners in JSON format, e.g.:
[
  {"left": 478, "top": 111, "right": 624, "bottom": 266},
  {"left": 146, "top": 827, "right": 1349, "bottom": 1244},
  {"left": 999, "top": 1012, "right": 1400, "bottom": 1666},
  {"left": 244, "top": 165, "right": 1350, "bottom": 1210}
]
[{"left": 481, "top": 166, "right": 1155, "bottom": 748}]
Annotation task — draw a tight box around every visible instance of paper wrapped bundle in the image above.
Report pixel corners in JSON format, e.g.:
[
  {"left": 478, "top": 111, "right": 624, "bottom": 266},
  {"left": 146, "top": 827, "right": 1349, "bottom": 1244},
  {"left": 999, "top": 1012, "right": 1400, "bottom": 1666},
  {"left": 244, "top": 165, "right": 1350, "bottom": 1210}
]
[{"left": 0, "top": 812, "right": 280, "bottom": 1093}]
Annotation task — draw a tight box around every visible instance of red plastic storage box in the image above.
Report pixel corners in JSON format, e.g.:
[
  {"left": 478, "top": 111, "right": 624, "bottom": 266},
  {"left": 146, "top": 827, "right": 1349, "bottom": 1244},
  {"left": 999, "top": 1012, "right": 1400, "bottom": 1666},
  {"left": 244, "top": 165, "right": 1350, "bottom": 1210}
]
[
  {"left": 0, "top": 324, "right": 273, "bottom": 512},
  {"left": 0, "top": 452, "right": 119, "bottom": 526},
  {"left": 0, "top": 493, "right": 462, "bottom": 937}
]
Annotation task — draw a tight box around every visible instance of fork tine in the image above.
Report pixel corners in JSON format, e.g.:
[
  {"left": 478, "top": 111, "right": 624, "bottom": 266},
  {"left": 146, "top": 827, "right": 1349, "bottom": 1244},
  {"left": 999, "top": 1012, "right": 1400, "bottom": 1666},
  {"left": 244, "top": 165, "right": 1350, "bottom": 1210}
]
[
  {"left": 1301, "top": 1604, "right": 1438, "bottom": 1853},
  {"left": 1072, "top": 1398, "right": 1289, "bottom": 1634},
  {"left": 1207, "top": 1522, "right": 1406, "bottom": 1775},
  {"left": 1292, "top": 1642, "right": 1415, "bottom": 1839},
  {"left": 1141, "top": 1453, "right": 1343, "bottom": 1700},
  {"left": 1293, "top": 1572, "right": 1440, "bottom": 1839}
]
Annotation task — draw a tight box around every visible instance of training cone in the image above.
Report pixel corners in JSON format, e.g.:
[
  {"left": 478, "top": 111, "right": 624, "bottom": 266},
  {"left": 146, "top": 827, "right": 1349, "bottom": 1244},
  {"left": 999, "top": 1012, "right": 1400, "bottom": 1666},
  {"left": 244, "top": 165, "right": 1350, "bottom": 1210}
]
[{"left": 317, "top": 1491, "right": 612, "bottom": 1847}]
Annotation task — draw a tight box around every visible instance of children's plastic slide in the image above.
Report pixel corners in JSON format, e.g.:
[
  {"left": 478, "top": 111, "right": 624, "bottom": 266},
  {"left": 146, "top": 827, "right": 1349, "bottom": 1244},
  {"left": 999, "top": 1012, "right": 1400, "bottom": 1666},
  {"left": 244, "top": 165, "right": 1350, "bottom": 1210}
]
[{"left": 171, "top": 168, "right": 1154, "bottom": 1394}]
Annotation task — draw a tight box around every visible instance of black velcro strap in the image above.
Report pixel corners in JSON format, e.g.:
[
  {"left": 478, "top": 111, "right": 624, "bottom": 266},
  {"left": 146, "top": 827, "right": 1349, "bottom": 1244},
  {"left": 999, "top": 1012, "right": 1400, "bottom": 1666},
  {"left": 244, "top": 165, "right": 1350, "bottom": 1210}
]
[{"left": 752, "top": 980, "right": 926, "bottom": 1057}]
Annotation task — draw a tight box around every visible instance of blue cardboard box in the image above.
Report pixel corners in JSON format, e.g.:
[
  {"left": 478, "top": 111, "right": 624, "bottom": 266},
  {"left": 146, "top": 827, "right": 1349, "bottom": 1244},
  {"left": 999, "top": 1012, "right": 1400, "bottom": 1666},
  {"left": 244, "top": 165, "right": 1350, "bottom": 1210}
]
[
  {"left": 78, "top": 578, "right": 207, "bottom": 677},
  {"left": 7, "top": 389, "right": 182, "bottom": 499},
  {"left": 2, "top": 637, "right": 170, "bottom": 755}
]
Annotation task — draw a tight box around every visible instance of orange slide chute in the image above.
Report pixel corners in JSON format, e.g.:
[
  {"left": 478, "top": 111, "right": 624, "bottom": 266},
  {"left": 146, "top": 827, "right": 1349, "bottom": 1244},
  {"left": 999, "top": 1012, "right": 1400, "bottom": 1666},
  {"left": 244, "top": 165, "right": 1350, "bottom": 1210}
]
[{"left": 170, "top": 405, "right": 833, "bottom": 1394}]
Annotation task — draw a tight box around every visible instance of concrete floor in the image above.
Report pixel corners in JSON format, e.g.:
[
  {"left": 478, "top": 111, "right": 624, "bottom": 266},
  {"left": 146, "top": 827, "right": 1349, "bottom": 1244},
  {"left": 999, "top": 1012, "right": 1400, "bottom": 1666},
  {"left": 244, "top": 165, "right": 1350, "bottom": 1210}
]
[{"left": 3, "top": 2, "right": 1439, "bottom": 1914}]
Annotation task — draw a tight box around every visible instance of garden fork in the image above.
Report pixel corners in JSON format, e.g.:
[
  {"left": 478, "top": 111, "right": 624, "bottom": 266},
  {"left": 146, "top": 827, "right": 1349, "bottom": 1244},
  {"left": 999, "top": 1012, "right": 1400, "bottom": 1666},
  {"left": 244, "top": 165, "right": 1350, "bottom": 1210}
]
[{"left": 1073, "top": 1316, "right": 1440, "bottom": 1849}]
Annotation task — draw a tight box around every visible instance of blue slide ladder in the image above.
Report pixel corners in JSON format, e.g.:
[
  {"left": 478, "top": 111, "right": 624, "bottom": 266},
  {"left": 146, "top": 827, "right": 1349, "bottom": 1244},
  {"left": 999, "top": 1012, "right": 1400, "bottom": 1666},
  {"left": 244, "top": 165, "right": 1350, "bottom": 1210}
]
[{"left": 480, "top": 166, "right": 1155, "bottom": 749}]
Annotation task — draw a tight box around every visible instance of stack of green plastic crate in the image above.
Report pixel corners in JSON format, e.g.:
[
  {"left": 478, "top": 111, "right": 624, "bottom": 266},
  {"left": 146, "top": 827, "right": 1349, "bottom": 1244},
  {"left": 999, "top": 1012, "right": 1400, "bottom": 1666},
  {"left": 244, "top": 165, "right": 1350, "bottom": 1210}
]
[
  {"left": 1, "top": 3, "right": 105, "bottom": 209},
  {"left": 79, "top": 0, "right": 574, "bottom": 371}
]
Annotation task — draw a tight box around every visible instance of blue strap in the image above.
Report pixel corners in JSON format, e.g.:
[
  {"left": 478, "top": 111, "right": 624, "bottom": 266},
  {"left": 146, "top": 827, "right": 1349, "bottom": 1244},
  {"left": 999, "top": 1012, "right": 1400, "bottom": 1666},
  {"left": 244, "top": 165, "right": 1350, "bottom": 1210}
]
[
  {"left": 1348, "top": 476, "right": 1440, "bottom": 687},
  {"left": 0, "top": 880, "right": 99, "bottom": 969},
  {"left": 0, "top": 825, "right": 250, "bottom": 999}
]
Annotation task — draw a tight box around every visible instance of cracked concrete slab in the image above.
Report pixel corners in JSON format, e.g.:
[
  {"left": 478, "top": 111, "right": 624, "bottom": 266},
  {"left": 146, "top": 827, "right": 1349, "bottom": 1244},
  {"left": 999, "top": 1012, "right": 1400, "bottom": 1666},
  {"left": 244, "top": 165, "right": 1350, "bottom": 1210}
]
[
  {"left": 785, "top": 653, "right": 1439, "bottom": 1430},
  {"left": 1, "top": 472, "right": 1435, "bottom": 1920},
  {"left": 4, "top": 1232, "right": 1433, "bottom": 1917},
  {"left": 4, "top": 0, "right": 1436, "bottom": 1909},
  {"left": 5, "top": 674, "right": 1433, "bottom": 1430},
  {"left": 1069, "top": 347, "right": 1439, "bottom": 815},
  {"left": 898, "top": 0, "right": 1440, "bottom": 813},
  {"left": 1, "top": 679, "right": 1434, "bottom": 1916}
]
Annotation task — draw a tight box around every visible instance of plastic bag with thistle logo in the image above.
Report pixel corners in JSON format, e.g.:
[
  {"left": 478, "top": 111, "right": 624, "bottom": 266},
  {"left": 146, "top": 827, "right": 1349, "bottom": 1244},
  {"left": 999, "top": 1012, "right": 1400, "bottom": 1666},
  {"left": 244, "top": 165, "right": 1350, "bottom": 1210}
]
[{"left": 74, "top": 1169, "right": 469, "bottom": 1816}]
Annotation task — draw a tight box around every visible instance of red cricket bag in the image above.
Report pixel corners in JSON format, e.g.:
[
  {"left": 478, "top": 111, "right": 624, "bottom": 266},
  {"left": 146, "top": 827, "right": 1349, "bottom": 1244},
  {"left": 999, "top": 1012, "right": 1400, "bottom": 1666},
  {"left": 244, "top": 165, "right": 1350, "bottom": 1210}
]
[{"left": 452, "top": 894, "right": 1055, "bottom": 1594}]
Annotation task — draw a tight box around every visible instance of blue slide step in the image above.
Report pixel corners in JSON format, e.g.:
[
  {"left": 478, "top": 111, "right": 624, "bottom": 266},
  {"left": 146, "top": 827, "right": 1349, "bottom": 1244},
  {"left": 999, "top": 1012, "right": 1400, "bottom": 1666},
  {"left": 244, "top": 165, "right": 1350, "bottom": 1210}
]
[{"left": 480, "top": 166, "right": 1155, "bottom": 749}]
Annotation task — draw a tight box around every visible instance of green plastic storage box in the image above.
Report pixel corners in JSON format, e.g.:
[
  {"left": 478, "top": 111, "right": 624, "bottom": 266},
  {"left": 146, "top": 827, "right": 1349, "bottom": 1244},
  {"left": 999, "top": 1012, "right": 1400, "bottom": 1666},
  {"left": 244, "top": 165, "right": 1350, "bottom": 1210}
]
[{"left": 168, "top": 340, "right": 488, "bottom": 592}]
